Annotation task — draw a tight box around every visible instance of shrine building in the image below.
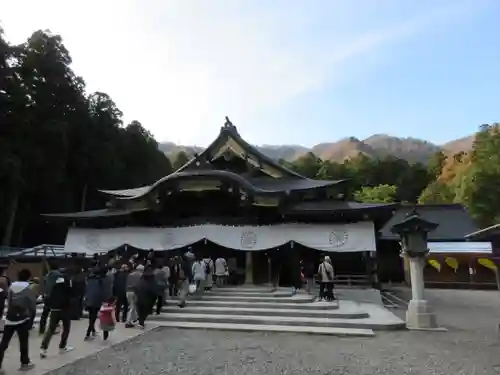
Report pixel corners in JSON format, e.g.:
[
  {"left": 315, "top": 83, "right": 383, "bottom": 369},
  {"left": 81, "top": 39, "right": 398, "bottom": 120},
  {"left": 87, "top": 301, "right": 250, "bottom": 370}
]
[{"left": 42, "top": 118, "right": 483, "bottom": 287}]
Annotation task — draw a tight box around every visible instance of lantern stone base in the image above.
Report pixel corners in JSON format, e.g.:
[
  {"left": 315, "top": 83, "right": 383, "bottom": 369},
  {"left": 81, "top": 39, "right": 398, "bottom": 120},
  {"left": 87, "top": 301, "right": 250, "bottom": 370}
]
[{"left": 406, "top": 299, "right": 440, "bottom": 330}]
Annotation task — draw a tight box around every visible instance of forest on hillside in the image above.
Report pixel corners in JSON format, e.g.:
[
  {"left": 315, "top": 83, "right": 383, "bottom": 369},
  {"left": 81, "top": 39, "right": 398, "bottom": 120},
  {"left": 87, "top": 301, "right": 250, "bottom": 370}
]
[
  {"left": 0, "top": 29, "right": 172, "bottom": 247},
  {"left": 1, "top": 28, "right": 499, "bottom": 248},
  {"left": 283, "top": 124, "right": 500, "bottom": 229}
]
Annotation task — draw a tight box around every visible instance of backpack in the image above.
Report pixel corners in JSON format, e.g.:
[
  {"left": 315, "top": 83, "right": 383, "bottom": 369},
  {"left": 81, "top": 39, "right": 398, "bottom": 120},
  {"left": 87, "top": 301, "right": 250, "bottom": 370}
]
[
  {"left": 6, "top": 291, "right": 29, "bottom": 321},
  {"left": 155, "top": 269, "right": 167, "bottom": 289},
  {"left": 204, "top": 260, "right": 211, "bottom": 275}
]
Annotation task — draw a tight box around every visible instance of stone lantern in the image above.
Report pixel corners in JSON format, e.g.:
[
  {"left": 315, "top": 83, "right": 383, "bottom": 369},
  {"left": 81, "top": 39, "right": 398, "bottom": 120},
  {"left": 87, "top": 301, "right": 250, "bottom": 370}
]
[{"left": 391, "top": 209, "right": 440, "bottom": 330}]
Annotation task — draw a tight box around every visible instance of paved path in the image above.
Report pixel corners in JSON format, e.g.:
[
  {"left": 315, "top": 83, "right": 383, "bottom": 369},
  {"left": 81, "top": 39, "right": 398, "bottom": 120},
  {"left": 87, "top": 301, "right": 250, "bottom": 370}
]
[
  {"left": 1, "top": 320, "right": 152, "bottom": 375},
  {"left": 7, "top": 289, "right": 500, "bottom": 375},
  {"left": 46, "top": 326, "right": 500, "bottom": 375}
]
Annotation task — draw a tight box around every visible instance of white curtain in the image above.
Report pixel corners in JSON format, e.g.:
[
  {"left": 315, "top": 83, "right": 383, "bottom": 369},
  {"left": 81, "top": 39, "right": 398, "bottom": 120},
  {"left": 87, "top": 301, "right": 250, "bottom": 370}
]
[{"left": 64, "top": 222, "right": 376, "bottom": 254}]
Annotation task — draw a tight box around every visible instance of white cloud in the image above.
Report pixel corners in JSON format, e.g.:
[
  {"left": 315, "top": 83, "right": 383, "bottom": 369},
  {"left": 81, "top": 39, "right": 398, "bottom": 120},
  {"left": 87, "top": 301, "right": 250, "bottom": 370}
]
[{"left": 1, "top": 0, "right": 489, "bottom": 145}]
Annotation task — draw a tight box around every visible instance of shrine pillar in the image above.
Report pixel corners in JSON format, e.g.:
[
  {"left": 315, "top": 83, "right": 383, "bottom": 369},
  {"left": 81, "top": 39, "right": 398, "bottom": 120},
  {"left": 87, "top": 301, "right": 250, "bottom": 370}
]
[{"left": 245, "top": 251, "right": 254, "bottom": 284}]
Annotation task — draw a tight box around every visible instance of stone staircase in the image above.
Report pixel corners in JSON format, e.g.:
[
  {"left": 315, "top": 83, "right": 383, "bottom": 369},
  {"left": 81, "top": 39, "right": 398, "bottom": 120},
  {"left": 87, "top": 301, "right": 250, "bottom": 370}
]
[
  {"left": 152, "top": 286, "right": 404, "bottom": 336},
  {"left": 27, "top": 286, "right": 405, "bottom": 337}
]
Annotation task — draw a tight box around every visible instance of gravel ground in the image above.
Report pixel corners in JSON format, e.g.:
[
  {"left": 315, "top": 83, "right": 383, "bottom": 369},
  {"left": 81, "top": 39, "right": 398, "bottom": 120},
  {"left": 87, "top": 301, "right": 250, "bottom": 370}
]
[{"left": 48, "top": 289, "right": 500, "bottom": 375}]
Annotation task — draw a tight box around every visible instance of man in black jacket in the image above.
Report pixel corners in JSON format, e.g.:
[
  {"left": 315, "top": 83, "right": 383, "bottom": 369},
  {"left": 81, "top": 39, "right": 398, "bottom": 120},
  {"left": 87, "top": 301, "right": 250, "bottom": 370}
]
[
  {"left": 70, "top": 266, "right": 86, "bottom": 320},
  {"left": 40, "top": 269, "right": 74, "bottom": 358},
  {"left": 134, "top": 267, "right": 157, "bottom": 329},
  {"left": 113, "top": 264, "right": 129, "bottom": 322}
]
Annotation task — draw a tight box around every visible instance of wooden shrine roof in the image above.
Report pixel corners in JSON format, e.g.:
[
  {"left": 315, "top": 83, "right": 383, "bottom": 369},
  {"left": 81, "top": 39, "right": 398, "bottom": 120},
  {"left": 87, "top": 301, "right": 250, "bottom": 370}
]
[{"left": 379, "top": 204, "right": 478, "bottom": 241}]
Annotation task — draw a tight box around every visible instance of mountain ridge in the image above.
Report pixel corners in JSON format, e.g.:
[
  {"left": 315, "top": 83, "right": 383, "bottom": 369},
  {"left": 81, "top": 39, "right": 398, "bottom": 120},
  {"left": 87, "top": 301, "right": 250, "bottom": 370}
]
[{"left": 159, "top": 133, "right": 475, "bottom": 164}]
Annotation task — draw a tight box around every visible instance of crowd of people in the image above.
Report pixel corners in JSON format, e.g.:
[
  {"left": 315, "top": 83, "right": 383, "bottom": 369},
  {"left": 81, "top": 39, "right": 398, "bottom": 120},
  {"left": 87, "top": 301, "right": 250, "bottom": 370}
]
[
  {"left": 0, "top": 251, "right": 230, "bottom": 373},
  {"left": 0, "top": 249, "right": 337, "bottom": 373}
]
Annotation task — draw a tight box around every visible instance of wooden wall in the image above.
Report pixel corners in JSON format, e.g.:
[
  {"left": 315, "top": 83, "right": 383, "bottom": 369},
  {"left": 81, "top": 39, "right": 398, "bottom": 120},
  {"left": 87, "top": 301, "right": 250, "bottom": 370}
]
[{"left": 423, "top": 253, "right": 497, "bottom": 289}]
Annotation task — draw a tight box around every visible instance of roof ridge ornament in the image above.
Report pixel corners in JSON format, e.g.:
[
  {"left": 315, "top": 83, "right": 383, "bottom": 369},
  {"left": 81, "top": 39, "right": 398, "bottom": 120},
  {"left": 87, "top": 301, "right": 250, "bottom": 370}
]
[{"left": 222, "top": 116, "right": 239, "bottom": 134}]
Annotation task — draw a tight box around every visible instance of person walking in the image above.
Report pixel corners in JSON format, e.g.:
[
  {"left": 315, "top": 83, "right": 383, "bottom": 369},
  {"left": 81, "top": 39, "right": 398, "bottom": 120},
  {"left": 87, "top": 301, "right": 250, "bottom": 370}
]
[
  {"left": 168, "top": 258, "right": 179, "bottom": 297},
  {"left": 178, "top": 252, "right": 194, "bottom": 308},
  {"left": 0, "top": 270, "right": 11, "bottom": 322},
  {"left": 38, "top": 265, "right": 63, "bottom": 335},
  {"left": 192, "top": 257, "right": 206, "bottom": 297},
  {"left": 40, "top": 269, "right": 74, "bottom": 358},
  {"left": 102, "top": 265, "right": 114, "bottom": 302},
  {"left": 125, "top": 265, "right": 143, "bottom": 328},
  {"left": 113, "top": 264, "right": 129, "bottom": 322},
  {"left": 153, "top": 263, "right": 168, "bottom": 315},
  {"left": 0, "top": 269, "right": 36, "bottom": 373},
  {"left": 70, "top": 266, "right": 86, "bottom": 320},
  {"left": 84, "top": 268, "right": 105, "bottom": 340},
  {"left": 134, "top": 267, "right": 157, "bottom": 329},
  {"left": 98, "top": 297, "right": 116, "bottom": 340},
  {"left": 214, "top": 257, "right": 227, "bottom": 287},
  {"left": 317, "top": 256, "right": 334, "bottom": 301},
  {"left": 203, "top": 257, "right": 214, "bottom": 291}
]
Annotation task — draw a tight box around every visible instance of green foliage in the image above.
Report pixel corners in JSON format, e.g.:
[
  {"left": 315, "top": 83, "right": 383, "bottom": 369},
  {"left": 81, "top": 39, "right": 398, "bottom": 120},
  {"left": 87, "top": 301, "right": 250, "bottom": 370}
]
[
  {"left": 418, "top": 181, "right": 454, "bottom": 204},
  {"left": 291, "top": 152, "right": 323, "bottom": 178},
  {"left": 172, "top": 151, "right": 191, "bottom": 170},
  {"left": 289, "top": 154, "right": 432, "bottom": 204},
  {"left": 428, "top": 151, "right": 447, "bottom": 178},
  {"left": 463, "top": 124, "right": 500, "bottom": 226},
  {"left": 353, "top": 185, "right": 397, "bottom": 203}
]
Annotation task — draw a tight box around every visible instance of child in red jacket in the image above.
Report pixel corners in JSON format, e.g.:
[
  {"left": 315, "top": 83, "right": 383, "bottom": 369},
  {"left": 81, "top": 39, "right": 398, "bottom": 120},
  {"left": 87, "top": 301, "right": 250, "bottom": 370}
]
[{"left": 98, "top": 297, "right": 116, "bottom": 340}]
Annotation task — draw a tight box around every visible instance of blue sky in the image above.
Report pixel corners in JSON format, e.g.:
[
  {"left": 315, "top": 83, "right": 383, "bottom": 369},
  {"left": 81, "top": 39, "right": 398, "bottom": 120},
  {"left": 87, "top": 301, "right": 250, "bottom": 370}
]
[{"left": 2, "top": 0, "right": 499, "bottom": 147}]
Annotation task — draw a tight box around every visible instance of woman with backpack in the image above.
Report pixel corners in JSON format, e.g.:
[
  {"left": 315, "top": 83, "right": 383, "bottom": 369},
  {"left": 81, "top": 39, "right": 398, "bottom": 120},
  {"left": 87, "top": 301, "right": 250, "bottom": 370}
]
[{"left": 0, "top": 269, "right": 36, "bottom": 372}]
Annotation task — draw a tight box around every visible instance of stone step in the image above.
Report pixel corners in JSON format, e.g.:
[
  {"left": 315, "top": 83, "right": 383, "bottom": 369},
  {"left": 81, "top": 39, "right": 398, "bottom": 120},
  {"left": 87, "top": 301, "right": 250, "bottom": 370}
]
[
  {"left": 173, "top": 294, "right": 315, "bottom": 304},
  {"left": 161, "top": 305, "right": 368, "bottom": 318},
  {"left": 153, "top": 321, "right": 375, "bottom": 337},
  {"left": 211, "top": 287, "right": 277, "bottom": 293},
  {"left": 219, "top": 284, "right": 274, "bottom": 290},
  {"left": 25, "top": 300, "right": 403, "bottom": 335},
  {"left": 25, "top": 308, "right": 376, "bottom": 337},
  {"left": 146, "top": 312, "right": 403, "bottom": 330},
  {"left": 205, "top": 290, "right": 293, "bottom": 298},
  {"left": 168, "top": 300, "right": 339, "bottom": 310}
]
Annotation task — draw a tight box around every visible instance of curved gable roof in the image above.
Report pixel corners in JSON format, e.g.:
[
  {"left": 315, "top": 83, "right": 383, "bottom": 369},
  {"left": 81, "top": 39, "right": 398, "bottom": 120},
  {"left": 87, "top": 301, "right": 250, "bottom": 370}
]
[{"left": 175, "top": 120, "right": 306, "bottom": 178}]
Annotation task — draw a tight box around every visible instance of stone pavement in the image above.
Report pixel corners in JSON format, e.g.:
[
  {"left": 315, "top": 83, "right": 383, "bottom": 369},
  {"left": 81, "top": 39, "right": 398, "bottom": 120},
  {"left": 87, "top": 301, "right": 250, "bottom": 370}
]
[
  {"left": 46, "top": 326, "right": 500, "bottom": 375},
  {"left": 0, "top": 320, "right": 153, "bottom": 375},
  {"left": 4, "top": 288, "right": 499, "bottom": 374},
  {"left": 43, "top": 289, "right": 500, "bottom": 375}
]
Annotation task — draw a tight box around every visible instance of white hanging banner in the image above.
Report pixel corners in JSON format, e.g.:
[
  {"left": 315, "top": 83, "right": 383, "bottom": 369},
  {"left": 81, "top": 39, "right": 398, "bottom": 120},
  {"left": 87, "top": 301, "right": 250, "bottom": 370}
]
[{"left": 64, "top": 222, "right": 376, "bottom": 254}]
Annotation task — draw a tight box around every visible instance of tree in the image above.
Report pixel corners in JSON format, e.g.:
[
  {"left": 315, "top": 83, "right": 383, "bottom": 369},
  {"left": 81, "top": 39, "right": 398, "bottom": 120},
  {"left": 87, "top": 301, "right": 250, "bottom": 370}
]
[
  {"left": 291, "top": 152, "right": 322, "bottom": 178},
  {"left": 354, "top": 184, "right": 397, "bottom": 203},
  {"left": 418, "top": 181, "right": 455, "bottom": 204},
  {"left": 0, "top": 27, "right": 173, "bottom": 246},
  {"left": 428, "top": 151, "right": 447, "bottom": 178},
  {"left": 120, "top": 120, "right": 172, "bottom": 187},
  {"left": 172, "top": 151, "right": 191, "bottom": 170},
  {"left": 463, "top": 124, "right": 500, "bottom": 226},
  {"left": 316, "top": 160, "right": 354, "bottom": 181}
]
